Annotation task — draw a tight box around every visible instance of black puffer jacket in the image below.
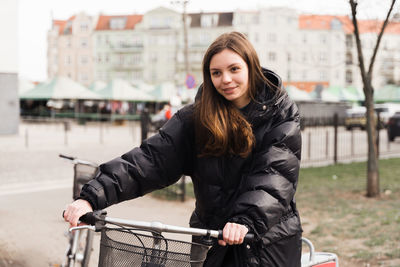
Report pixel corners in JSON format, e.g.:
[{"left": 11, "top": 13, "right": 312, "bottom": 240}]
[{"left": 80, "top": 69, "right": 302, "bottom": 266}]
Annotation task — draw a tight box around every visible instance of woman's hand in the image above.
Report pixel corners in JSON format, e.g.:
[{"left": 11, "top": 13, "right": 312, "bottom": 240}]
[
  {"left": 218, "top": 222, "right": 249, "bottom": 246},
  {"left": 63, "top": 199, "right": 93, "bottom": 228}
]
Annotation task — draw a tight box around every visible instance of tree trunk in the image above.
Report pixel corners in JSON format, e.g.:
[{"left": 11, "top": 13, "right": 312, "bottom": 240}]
[
  {"left": 349, "top": 0, "right": 397, "bottom": 198},
  {"left": 364, "top": 84, "right": 380, "bottom": 197}
]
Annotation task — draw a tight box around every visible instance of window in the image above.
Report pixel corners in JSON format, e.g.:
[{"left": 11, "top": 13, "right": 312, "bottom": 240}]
[
  {"left": 201, "top": 14, "right": 219, "bottom": 27},
  {"left": 110, "top": 17, "right": 126, "bottom": 30},
  {"left": 80, "top": 22, "right": 89, "bottom": 32},
  {"left": 302, "top": 70, "right": 307, "bottom": 80},
  {"left": 150, "top": 52, "right": 158, "bottom": 63},
  {"left": 81, "top": 55, "right": 88, "bottom": 65},
  {"left": 268, "top": 52, "right": 277, "bottom": 61},
  {"left": 346, "top": 52, "right": 353, "bottom": 65},
  {"left": 200, "top": 32, "right": 211, "bottom": 45},
  {"left": 252, "top": 15, "right": 259, "bottom": 24},
  {"left": 118, "top": 55, "right": 125, "bottom": 66},
  {"left": 65, "top": 55, "right": 72, "bottom": 65},
  {"left": 133, "top": 54, "right": 141, "bottom": 65},
  {"left": 267, "top": 33, "right": 277, "bottom": 43},
  {"left": 320, "top": 34, "right": 327, "bottom": 44},
  {"left": 81, "top": 38, "right": 88, "bottom": 48},
  {"left": 254, "top": 33, "right": 259, "bottom": 43},
  {"left": 346, "top": 35, "right": 353, "bottom": 48},
  {"left": 302, "top": 34, "right": 307, "bottom": 44},
  {"left": 150, "top": 16, "right": 172, "bottom": 29},
  {"left": 346, "top": 70, "right": 353, "bottom": 84},
  {"left": 319, "top": 52, "right": 327, "bottom": 63},
  {"left": 319, "top": 70, "right": 327, "bottom": 80},
  {"left": 67, "top": 38, "right": 72, "bottom": 48},
  {"left": 331, "top": 19, "right": 342, "bottom": 30}
]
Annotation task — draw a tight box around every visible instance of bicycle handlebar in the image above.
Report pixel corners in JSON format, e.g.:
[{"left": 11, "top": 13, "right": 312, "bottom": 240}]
[
  {"left": 59, "top": 154, "right": 75, "bottom": 161},
  {"left": 78, "top": 210, "right": 255, "bottom": 242},
  {"left": 59, "top": 154, "right": 98, "bottom": 168}
]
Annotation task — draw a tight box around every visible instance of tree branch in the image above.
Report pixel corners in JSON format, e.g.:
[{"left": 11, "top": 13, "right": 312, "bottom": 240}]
[
  {"left": 349, "top": 0, "right": 368, "bottom": 86},
  {"left": 367, "top": 0, "right": 397, "bottom": 79}
]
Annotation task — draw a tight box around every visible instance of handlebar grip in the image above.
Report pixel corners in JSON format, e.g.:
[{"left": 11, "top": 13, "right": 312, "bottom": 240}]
[
  {"left": 79, "top": 212, "right": 96, "bottom": 225},
  {"left": 62, "top": 210, "right": 96, "bottom": 225},
  {"left": 59, "top": 154, "right": 75, "bottom": 160},
  {"left": 217, "top": 230, "right": 255, "bottom": 242}
]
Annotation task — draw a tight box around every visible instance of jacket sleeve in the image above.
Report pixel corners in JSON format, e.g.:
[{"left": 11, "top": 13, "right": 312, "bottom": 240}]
[
  {"left": 79, "top": 105, "right": 194, "bottom": 210},
  {"left": 230, "top": 97, "right": 301, "bottom": 238}
]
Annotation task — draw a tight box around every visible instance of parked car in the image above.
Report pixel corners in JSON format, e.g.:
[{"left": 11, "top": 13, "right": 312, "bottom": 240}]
[
  {"left": 345, "top": 105, "right": 386, "bottom": 131},
  {"left": 374, "top": 103, "right": 400, "bottom": 127},
  {"left": 345, "top": 106, "right": 367, "bottom": 130},
  {"left": 387, "top": 112, "right": 400, "bottom": 142}
]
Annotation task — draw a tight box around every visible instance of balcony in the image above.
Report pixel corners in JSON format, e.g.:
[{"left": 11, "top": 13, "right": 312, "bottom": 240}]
[{"left": 110, "top": 43, "right": 144, "bottom": 53}]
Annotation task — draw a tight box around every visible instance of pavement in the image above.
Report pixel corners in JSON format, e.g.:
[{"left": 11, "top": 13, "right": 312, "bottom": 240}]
[{"left": 0, "top": 121, "right": 195, "bottom": 267}]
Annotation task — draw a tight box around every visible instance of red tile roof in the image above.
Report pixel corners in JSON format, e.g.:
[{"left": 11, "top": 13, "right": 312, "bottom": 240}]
[
  {"left": 95, "top": 15, "right": 143, "bottom": 31},
  {"left": 52, "top": 15, "right": 75, "bottom": 35},
  {"left": 299, "top": 14, "right": 400, "bottom": 35},
  {"left": 53, "top": 20, "right": 67, "bottom": 35},
  {"left": 299, "top": 15, "right": 352, "bottom": 33},
  {"left": 356, "top": 20, "right": 400, "bottom": 34}
]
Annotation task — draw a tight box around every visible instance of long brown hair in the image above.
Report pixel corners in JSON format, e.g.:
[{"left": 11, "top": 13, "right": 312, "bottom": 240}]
[{"left": 195, "top": 31, "right": 276, "bottom": 158}]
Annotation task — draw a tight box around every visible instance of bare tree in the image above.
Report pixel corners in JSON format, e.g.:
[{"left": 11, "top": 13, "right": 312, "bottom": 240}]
[{"left": 349, "top": 0, "right": 397, "bottom": 197}]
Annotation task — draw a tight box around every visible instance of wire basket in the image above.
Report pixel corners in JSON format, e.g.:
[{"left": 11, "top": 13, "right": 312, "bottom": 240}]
[
  {"left": 73, "top": 163, "right": 98, "bottom": 200},
  {"left": 99, "top": 227, "right": 209, "bottom": 267}
]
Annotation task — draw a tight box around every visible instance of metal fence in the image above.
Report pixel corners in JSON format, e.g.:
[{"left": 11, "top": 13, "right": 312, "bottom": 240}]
[
  {"left": 301, "top": 115, "right": 400, "bottom": 166},
  {"left": 156, "top": 114, "right": 400, "bottom": 201}
]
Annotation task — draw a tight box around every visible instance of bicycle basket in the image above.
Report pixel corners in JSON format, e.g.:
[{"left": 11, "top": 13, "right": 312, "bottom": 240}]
[
  {"left": 73, "top": 163, "right": 98, "bottom": 200},
  {"left": 99, "top": 227, "right": 209, "bottom": 267}
]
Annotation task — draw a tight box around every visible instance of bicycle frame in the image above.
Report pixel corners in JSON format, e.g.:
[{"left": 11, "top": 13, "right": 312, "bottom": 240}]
[
  {"left": 71, "top": 211, "right": 338, "bottom": 267},
  {"left": 301, "top": 237, "right": 339, "bottom": 267},
  {"left": 60, "top": 154, "right": 97, "bottom": 267}
]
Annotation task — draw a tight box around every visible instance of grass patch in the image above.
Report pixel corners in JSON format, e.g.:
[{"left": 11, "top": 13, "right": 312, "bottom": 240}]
[
  {"left": 153, "top": 158, "right": 400, "bottom": 266},
  {"left": 297, "top": 158, "right": 400, "bottom": 266}
]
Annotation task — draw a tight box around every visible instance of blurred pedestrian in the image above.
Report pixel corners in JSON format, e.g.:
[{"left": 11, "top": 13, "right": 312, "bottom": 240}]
[
  {"left": 140, "top": 107, "right": 150, "bottom": 141},
  {"left": 63, "top": 31, "right": 302, "bottom": 266}
]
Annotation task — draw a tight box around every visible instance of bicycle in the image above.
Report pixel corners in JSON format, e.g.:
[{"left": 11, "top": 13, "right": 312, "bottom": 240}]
[
  {"left": 69, "top": 210, "right": 339, "bottom": 267},
  {"left": 59, "top": 154, "right": 99, "bottom": 267},
  {"left": 301, "top": 237, "right": 339, "bottom": 267}
]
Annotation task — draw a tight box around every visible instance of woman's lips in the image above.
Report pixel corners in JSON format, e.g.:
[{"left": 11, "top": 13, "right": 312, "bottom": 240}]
[{"left": 222, "top": 86, "right": 237, "bottom": 94}]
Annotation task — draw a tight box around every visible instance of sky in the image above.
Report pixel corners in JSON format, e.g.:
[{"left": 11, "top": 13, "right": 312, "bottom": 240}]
[{"left": 18, "top": 0, "right": 397, "bottom": 82}]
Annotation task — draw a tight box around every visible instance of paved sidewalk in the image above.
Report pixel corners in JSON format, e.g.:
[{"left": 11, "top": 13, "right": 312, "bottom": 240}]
[
  {"left": 0, "top": 121, "right": 196, "bottom": 266},
  {"left": 0, "top": 187, "right": 195, "bottom": 267},
  {"left": 0, "top": 121, "right": 142, "bottom": 189}
]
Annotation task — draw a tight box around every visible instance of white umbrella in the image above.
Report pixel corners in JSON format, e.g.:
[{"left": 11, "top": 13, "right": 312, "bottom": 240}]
[
  {"left": 285, "top": 85, "right": 313, "bottom": 101},
  {"left": 97, "top": 79, "right": 154, "bottom": 101},
  {"left": 20, "top": 76, "right": 100, "bottom": 100}
]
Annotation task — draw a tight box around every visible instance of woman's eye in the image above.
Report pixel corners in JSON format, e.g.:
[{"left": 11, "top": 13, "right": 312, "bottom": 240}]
[
  {"left": 212, "top": 71, "right": 220, "bottom": 76},
  {"left": 231, "top": 67, "right": 239, "bottom": 72}
]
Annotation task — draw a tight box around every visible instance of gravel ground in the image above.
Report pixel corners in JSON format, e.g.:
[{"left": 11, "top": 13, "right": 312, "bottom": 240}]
[{"left": 0, "top": 121, "right": 195, "bottom": 267}]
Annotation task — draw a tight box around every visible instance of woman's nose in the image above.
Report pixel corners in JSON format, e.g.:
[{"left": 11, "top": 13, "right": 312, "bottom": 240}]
[{"left": 222, "top": 72, "right": 232, "bottom": 83}]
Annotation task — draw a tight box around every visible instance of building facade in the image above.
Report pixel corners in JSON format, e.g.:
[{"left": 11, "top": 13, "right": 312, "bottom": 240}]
[
  {"left": 0, "top": 0, "right": 19, "bottom": 134},
  {"left": 93, "top": 14, "right": 143, "bottom": 84},
  {"left": 48, "top": 12, "right": 96, "bottom": 86},
  {"left": 47, "top": 7, "right": 400, "bottom": 93}
]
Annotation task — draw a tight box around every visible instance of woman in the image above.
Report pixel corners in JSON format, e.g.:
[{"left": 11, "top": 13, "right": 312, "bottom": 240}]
[{"left": 64, "top": 31, "right": 302, "bottom": 266}]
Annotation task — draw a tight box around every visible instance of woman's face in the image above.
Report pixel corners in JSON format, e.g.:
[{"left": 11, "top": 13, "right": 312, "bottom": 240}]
[{"left": 209, "top": 49, "right": 250, "bottom": 108}]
